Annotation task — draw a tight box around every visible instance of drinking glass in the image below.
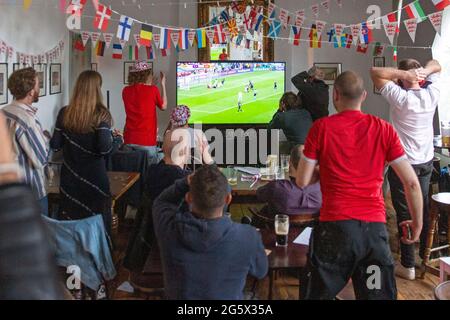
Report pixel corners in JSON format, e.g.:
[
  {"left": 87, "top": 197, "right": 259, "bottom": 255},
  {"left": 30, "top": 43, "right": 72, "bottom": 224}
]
[
  {"left": 227, "top": 166, "right": 238, "bottom": 186},
  {"left": 441, "top": 122, "right": 450, "bottom": 147},
  {"left": 275, "top": 214, "right": 289, "bottom": 247}
]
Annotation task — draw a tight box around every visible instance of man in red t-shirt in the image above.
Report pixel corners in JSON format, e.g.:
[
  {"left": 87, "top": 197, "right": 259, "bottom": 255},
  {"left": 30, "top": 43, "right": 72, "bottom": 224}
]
[
  {"left": 219, "top": 49, "right": 229, "bottom": 61},
  {"left": 296, "top": 71, "right": 423, "bottom": 300}
]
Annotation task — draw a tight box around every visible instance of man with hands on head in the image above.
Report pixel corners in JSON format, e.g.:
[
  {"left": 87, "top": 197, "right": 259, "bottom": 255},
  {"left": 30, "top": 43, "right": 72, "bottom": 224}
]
[
  {"left": 292, "top": 66, "right": 330, "bottom": 121},
  {"left": 371, "top": 59, "right": 441, "bottom": 281}
]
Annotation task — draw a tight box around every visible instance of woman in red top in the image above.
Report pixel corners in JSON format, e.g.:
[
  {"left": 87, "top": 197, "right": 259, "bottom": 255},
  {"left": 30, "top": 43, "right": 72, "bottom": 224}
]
[{"left": 122, "top": 61, "right": 167, "bottom": 163}]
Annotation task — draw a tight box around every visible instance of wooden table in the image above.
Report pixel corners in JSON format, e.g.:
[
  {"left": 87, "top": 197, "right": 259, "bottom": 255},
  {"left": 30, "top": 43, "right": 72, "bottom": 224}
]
[
  {"left": 260, "top": 228, "right": 309, "bottom": 300},
  {"left": 221, "top": 168, "right": 269, "bottom": 201},
  {"left": 47, "top": 171, "right": 141, "bottom": 235}
]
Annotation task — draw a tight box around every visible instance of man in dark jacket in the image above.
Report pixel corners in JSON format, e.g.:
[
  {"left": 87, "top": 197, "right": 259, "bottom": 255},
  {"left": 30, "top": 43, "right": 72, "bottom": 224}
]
[
  {"left": 292, "top": 66, "right": 330, "bottom": 121},
  {"left": 153, "top": 165, "right": 268, "bottom": 300}
]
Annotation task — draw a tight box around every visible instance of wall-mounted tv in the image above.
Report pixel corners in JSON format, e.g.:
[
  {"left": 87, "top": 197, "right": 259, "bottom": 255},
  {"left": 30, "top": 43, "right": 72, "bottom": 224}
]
[{"left": 176, "top": 61, "right": 286, "bottom": 125}]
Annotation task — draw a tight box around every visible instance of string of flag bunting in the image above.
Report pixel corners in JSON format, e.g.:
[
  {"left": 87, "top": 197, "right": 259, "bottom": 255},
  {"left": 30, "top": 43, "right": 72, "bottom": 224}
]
[
  {"left": 0, "top": 37, "right": 65, "bottom": 65},
  {"left": 20, "top": 0, "right": 450, "bottom": 62}
]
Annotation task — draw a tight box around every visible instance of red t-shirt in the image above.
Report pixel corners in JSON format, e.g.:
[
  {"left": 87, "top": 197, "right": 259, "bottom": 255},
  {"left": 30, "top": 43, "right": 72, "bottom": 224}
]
[
  {"left": 303, "top": 110, "right": 406, "bottom": 223},
  {"left": 219, "top": 53, "right": 228, "bottom": 61},
  {"left": 122, "top": 84, "right": 164, "bottom": 146}
]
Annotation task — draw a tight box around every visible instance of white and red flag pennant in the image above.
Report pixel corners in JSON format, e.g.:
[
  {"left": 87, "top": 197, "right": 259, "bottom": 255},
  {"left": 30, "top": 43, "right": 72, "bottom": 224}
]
[
  {"left": 81, "top": 31, "right": 90, "bottom": 46},
  {"left": 90, "top": 32, "right": 101, "bottom": 47},
  {"left": 336, "top": 0, "right": 343, "bottom": 8},
  {"left": 279, "top": 8, "right": 289, "bottom": 28},
  {"left": 153, "top": 33, "right": 161, "bottom": 48},
  {"left": 316, "top": 20, "right": 327, "bottom": 38},
  {"left": 428, "top": 11, "right": 443, "bottom": 34},
  {"left": 295, "top": 10, "right": 305, "bottom": 28},
  {"left": 334, "top": 23, "right": 345, "bottom": 37},
  {"left": 321, "top": 0, "right": 330, "bottom": 14},
  {"left": 214, "top": 25, "right": 227, "bottom": 44},
  {"left": 103, "top": 33, "right": 114, "bottom": 49},
  {"left": 311, "top": 4, "right": 320, "bottom": 18},
  {"left": 350, "top": 24, "right": 362, "bottom": 43},
  {"left": 187, "top": 30, "right": 196, "bottom": 47},
  {"left": 206, "top": 28, "right": 215, "bottom": 44},
  {"left": 134, "top": 34, "right": 141, "bottom": 48},
  {"left": 383, "top": 21, "right": 397, "bottom": 45},
  {"left": 404, "top": 18, "right": 418, "bottom": 43},
  {"left": 170, "top": 31, "right": 180, "bottom": 47}
]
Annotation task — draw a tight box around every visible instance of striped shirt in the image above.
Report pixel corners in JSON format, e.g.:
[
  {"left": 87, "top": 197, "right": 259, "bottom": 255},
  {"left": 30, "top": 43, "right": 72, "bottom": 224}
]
[{"left": 2, "top": 101, "right": 49, "bottom": 200}]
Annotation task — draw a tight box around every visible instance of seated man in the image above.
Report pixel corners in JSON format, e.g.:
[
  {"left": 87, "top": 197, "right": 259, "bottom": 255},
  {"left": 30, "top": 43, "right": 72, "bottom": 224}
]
[
  {"left": 256, "top": 145, "right": 322, "bottom": 218},
  {"left": 268, "top": 92, "right": 313, "bottom": 148},
  {"left": 147, "top": 129, "right": 192, "bottom": 203},
  {"left": 153, "top": 165, "right": 268, "bottom": 300}
]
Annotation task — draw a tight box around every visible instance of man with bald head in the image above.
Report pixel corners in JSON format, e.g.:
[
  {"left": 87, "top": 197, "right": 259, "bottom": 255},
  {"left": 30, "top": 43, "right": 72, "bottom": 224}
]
[
  {"left": 296, "top": 71, "right": 423, "bottom": 300},
  {"left": 292, "top": 66, "right": 329, "bottom": 121}
]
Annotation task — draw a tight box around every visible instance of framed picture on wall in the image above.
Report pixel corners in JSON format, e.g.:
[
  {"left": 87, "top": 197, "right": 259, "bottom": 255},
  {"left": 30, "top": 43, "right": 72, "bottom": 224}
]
[
  {"left": 91, "top": 63, "right": 98, "bottom": 72},
  {"left": 34, "top": 64, "right": 47, "bottom": 97},
  {"left": 373, "top": 57, "right": 386, "bottom": 95},
  {"left": 0, "top": 63, "right": 8, "bottom": 105},
  {"left": 123, "top": 61, "right": 153, "bottom": 85},
  {"left": 314, "top": 63, "right": 342, "bottom": 85},
  {"left": 49, "top": 63, "right": 62, "bottom": 95}
]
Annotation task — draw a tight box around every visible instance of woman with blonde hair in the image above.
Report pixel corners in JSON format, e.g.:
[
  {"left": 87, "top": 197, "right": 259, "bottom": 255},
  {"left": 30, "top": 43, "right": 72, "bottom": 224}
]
[
  {"left": 122, "top": 61, "right": 167, "bottom": 164},
  {"left": 50, "top": 70, "right": 117, "bottom": 232}
]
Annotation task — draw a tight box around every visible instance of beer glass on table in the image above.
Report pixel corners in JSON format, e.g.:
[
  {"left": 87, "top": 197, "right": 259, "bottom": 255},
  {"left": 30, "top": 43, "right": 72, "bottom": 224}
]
[
  {"left": 275, "top": 214, "right": 289, "bottom": 247},
  {"left": 227, "top": 166, "right": 238, "bottom": 186}
]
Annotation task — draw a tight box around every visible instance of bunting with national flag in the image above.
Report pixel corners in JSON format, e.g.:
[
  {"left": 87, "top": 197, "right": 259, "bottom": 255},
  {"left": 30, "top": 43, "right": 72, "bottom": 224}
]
[
  {"left": 96, "top": 40, "right": 105, "bottom": 56},
  {"left": 268, "top": 20, "right": 282, "bottom": 40},
  {"left": 405, "top": 1, "right": 427, "bottom": 22},
  {"left": 359, "top": 22, "right": 372, "bottom": 44},
  {"left": 220, "top": 9, "right": 230, "bottom": 22},
  {"left": 253, "top": 14, "right": 264, "bottom": 32},
  {"left": 128, "top": 45, "right": 139, "bottom": 60},
  {"left": 432, "top": 0, "right": 450, "bottom": 11},
  {"left": 117, "top": 15, "right": 133, "bottom": 41},
  {"left": 196, "top": 29, "right": 207, "bottom": 48},
  {"left": 227, "top": 19, "right": 239, "bottom": 38},
  {"left": 289, "top": 26, "right": 302, "bottom": 46},
  {"left": 140, "top": 24, "right": 153, "bottom": 47},
  {"left": 112, "top": 43, "right": 123, "bottom": 59},
  {"left": 214, "top": 25, "right": 227, "bottom": 44},
  {"left": 179, "top": 29, "right": 189, "bottom": 50},
  {"left": 309, "top": 24, "right": 322, "bottom": 48},
  {"left": 94, "top": 4, "right": 112, "bottom": 32},
  {"left": 159, "top": 28, "right": 171, "bottom": 49},
  {"left": 146, "top": 45, "right": 154, "bottom": 60}
]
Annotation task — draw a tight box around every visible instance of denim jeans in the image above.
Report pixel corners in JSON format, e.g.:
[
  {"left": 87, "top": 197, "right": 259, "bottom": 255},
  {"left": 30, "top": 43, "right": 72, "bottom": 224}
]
[
  {"left": 127, "top": 145, "right": 163, "bottom": 166},
  {"left": 388, "top": 160, "right": 433, "bottom": 268}
]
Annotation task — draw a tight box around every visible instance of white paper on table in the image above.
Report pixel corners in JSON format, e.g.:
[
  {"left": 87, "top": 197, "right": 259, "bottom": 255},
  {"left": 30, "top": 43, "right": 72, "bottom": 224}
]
[
  {"left": 293, "top": 227, "right": 313, "bottom": 246},
  {"left": 235, "top": 167, "right": 261, "bottom": 176}
]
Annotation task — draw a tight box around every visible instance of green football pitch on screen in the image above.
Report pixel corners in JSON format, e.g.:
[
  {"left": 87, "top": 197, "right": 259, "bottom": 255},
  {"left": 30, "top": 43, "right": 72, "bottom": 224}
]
[{"left": 177, "top": 64, "right": 285, "bottom": 124}]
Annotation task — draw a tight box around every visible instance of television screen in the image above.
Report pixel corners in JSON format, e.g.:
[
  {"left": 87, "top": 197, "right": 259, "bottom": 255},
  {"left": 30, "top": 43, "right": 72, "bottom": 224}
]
[{"left": 177, "top": 62, "right": 286, "bottom": 125}]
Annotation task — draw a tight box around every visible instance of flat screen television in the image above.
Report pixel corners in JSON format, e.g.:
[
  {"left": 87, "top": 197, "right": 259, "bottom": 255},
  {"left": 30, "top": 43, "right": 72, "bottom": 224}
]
[{"left": 176, "top": 61, "right": 286, "bottom": 125}]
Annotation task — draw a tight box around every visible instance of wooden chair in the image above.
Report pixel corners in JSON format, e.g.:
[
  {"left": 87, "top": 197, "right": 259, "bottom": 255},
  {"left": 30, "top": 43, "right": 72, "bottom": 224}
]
[
  {"left": 434, "top": 281, "right": 450, "bottom": 300},
  {"left": 421, "top": 193, "right": 450, "bottom": 278}
]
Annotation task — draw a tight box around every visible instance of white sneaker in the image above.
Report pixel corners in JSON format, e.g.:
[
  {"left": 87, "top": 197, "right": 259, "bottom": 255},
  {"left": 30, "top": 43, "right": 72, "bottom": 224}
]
[{"left": 395, "top": 262, "right": 416, "bottom": 280}]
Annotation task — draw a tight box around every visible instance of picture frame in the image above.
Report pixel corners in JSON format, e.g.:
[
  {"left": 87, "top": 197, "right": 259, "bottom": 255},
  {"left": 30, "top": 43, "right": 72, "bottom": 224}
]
[
  {"left": 124, "top": 61, "right": 153, "bottom": 85},
  {"left": 34, "top": 64, "right": 47, "bottom": 97},
  {"left": 373, "top": 57, "right": 386, "bottom": 95},
  {"left": 49, "top": 63, "right": 62, "bottom": 95},
  {"left": 91, "top": 63, "right": 98, "bottom": 72},
  {"left": 0, "top": 63, "right": 8, "bottom": 105},
  {"left": 313, "top": 63, "right": 342, "bottom": 85}
]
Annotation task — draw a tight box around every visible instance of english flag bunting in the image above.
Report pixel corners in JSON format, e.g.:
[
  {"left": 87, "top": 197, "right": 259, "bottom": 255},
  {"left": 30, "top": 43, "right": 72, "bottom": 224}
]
[
  {"left": 214, "top": 25, "right": 227, "bottom": 44},
  {"left": 94, "top": 4, "right": 112, "bottom": 32}
]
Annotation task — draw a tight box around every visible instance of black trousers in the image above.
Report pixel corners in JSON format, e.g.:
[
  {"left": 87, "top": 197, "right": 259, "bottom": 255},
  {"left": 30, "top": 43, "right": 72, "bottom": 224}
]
[
  {"left": 300, "top": 220, "right": 397, "bottom": 300},
  {"left": 388, "top": 160, "right": 433, "bottom": 268}
]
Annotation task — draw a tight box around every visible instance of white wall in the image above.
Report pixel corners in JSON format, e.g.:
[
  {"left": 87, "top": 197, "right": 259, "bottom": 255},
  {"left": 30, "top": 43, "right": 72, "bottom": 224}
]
[
  {"left": 275, "top": 0, "right": 394, "bottom": 120},
  {"left": 0, "top": 0, "right": 70, "bottom": 131}
]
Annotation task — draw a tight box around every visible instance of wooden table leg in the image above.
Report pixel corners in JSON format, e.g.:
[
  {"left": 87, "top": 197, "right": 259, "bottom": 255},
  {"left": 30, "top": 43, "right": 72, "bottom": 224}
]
[
  {"left": 421, "top": 201, "right": 439, "bottom": 279},
  {"left": 268, "top": 270, "right": 274, "bottom": 300},
  {"left": 111, "top": 199, "right": 119, "bottom": 241}
]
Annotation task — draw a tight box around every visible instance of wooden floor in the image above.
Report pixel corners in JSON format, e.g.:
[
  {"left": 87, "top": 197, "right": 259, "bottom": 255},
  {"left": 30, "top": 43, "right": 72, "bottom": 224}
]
[{"left": 109, "top": 196, "right": 442, "bottom": 300}]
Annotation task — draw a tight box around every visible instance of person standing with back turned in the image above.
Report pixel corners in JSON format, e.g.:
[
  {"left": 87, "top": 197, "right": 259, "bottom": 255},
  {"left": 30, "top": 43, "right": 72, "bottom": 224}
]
[
  {"left": 371, "top": 59, "right": 442, "bottom": 280},
  {"left": 123, "top": 61, "right": 167, "bottom": 165},
  {"left": 296, "top": 71, "right": 423, "bottom": 300}
]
